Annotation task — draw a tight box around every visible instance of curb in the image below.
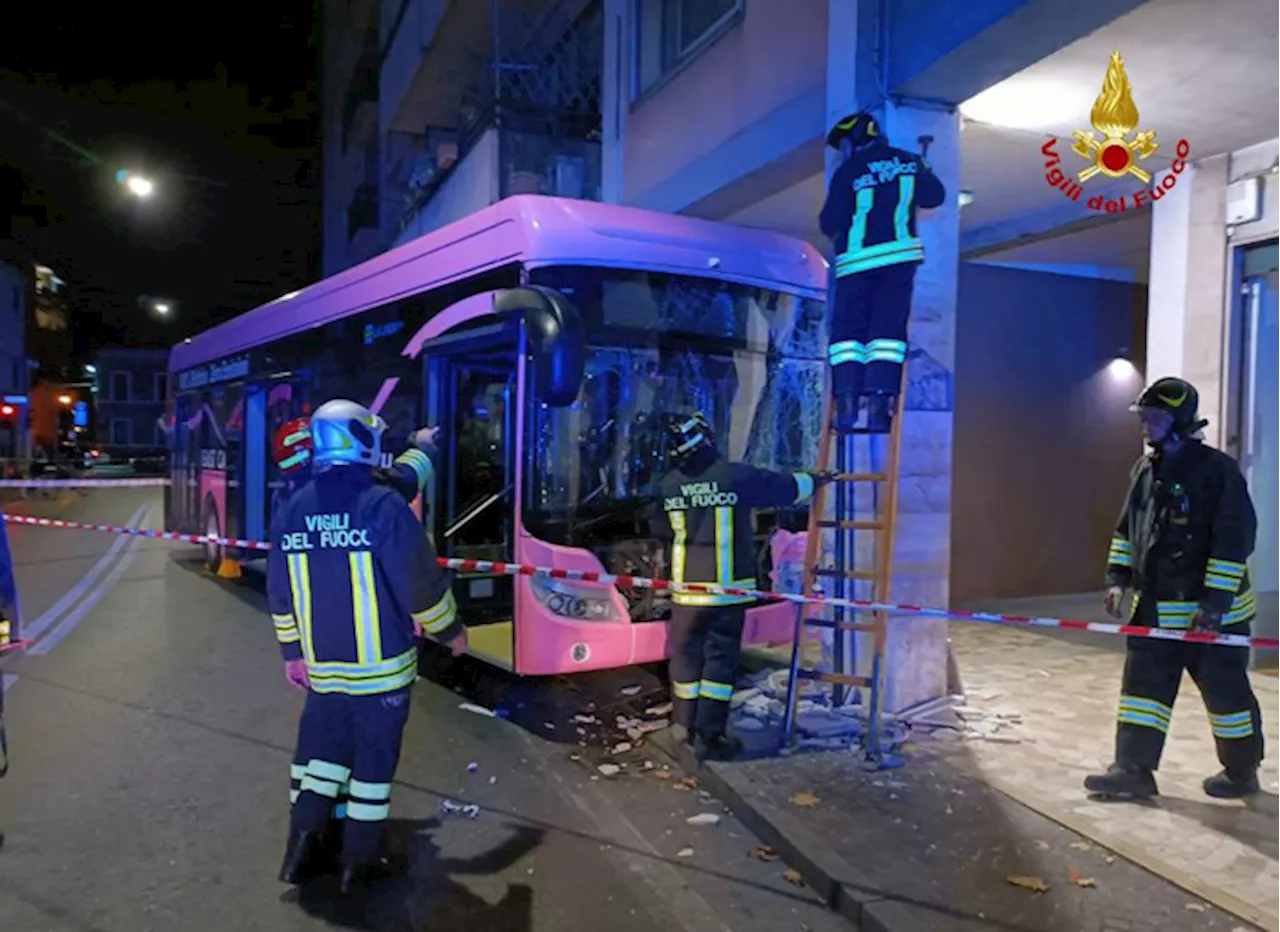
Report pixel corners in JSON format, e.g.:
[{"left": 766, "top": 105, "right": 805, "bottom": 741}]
[{"left": 647, "top": 730, "right": 906, "bottom": 931}]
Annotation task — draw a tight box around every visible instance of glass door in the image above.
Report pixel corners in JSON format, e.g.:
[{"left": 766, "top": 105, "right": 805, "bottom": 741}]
[
  {"left": 424, "top": 323, "right": 519, "bottom": 668},
  {"left": 1239, "top": 263, "right": 1280, "bottom": 596}
]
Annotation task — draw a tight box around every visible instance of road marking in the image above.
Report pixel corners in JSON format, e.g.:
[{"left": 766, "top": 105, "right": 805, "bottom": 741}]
[
  {"left": 19, "top": 500, "right": 151, "bottom": 644},
  {"left": 31, "top": 503, "right": 156, "bottom": 656}
]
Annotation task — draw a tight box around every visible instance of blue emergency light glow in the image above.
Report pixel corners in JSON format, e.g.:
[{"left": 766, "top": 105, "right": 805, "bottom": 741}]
[
  {"left": 2, "top": 395, "right": 26, "bottom": 405},
  {"left": 115, "top": 169, "right": 129, "bottom": 184},
  {"left": 73, "top": 402, "right": 89, "bottom": 427}
]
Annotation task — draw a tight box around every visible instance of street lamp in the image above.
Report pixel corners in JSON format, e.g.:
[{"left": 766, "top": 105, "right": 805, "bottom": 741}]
[
  {"left": 154, "top": 302, "right": 171, "bottom": 316},
  {"left": 116, "top": 169, "right": 155, "bottom": 199},
  {"left": 58, "top": 394, "right": 73, "bottom": 406}
]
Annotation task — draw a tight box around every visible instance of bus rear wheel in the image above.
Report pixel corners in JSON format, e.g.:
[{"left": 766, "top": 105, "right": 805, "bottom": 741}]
[{"left": 202, "top": 497, "right": 224, "bottom": 574}]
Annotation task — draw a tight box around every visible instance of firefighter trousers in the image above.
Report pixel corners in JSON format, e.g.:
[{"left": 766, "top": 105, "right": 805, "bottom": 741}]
[
  {"left": 288, "top": 687, "right": 412, "bottom": 868},
  {"left": 668, "top": 603, "right": 746, "bottom": 738},
  {"left": 1114, "top": 601, "right": 1264, "bottom": 776},
  {"left": 828, "top": 262, "right": 917, "bottom": 401}
]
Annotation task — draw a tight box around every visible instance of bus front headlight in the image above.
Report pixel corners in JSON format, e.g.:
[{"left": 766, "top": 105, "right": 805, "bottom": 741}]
[{"left": 529, "top": 574, "right": 618, "bottom": 621}]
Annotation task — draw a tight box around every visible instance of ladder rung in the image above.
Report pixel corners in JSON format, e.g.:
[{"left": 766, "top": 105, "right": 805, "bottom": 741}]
[
  {"left": 817, "top": 519, "right": 885, "bottom": 531},
  {"left": 804, "top": 618, "right": 878, "bottom": 633},
  {"left": 797, "top": 669, "right": 869, "bottom": 687},
  {"left": 813, "top": 567, "right": 878, "bottom": 581},
  {"left": 832, "top": 472, "right": 888, "bottom": 483}
]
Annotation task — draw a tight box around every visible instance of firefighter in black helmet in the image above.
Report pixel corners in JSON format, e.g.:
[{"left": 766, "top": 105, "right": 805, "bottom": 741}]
[
  {"left": 1085, "top": 377, "right": 1264, "bottom": 801},
  {"left": 819, "top": 112, "right": 946, "bottom": 432},
  {"left": 656, "top": 413, "right": 829, "bottom": 761}
]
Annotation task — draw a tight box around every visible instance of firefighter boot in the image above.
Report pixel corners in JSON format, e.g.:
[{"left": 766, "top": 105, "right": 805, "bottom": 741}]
[
  {"left": 864, "top": 392, "right": 896, "bottom": 434},
  {"left": 1083, "top": 763, "right": 1159, "bottom": 800},
  {"left": 278, "top": 829, "right": 325, "bottom": 884},
  {"left": 833, "top": 392, "right": 861, "bottom": 431},
  {"left": 1203, "top": 769, "right": 1259, "bottom": 799},
  {"left": 339, "top": 850, "right": 410, "bottom": 896},
  {"left": 695, "top": 732, "right": 743, "bottom": 762}
]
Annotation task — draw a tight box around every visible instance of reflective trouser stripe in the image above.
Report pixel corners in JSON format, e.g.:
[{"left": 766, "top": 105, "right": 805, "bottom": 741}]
[
  {"left": 1209, "top": 711, "right": 1255, "bottom": 739},
  {"left": 699, "top": 680, "right": 733, "bottom": 701},
  {"left": 673, "top": 681, "right": 699, "bottom": 700},
  {"left": 1117, "top": 695, "right": 1171, "bottom": 732}
]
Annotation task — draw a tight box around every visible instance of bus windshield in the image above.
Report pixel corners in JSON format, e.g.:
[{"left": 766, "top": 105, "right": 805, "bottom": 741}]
[{"left": 522, "top": 265, "right": 827, "bottom": 556}]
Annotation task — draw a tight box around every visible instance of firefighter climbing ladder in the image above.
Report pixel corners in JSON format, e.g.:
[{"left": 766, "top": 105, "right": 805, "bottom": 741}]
[{"left": 780, "top": 368, "right": 907, "bottom": 764}]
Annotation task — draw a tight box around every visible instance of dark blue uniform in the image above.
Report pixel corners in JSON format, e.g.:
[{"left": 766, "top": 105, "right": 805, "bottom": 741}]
[
  {"left": 267, "top": 465, "right": 459, "bottom": 867},
  {"left": 658, "top": 457, "right": 816, "bottom": 737},
  {"left": 1105, "top": 440, "right": 1263, "bottom": 777},
  {"left": 819, "top": 138, "right": 945, "bottom": 400}
]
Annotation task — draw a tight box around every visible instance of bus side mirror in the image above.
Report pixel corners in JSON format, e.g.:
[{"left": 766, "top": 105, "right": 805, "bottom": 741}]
[{"left": 494, "top": 286, "right": 585, "bottom": 408}]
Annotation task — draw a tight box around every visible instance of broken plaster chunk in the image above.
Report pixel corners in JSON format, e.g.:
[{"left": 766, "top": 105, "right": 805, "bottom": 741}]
[
  {"left": 685, "top": 813, "right": 721, "bottom": 826},
  {"left": 597, "top": 763, "right": 622, "bottom": 777}
]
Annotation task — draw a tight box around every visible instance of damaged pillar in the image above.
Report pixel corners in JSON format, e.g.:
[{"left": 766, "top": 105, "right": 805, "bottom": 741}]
[{"left": 875, "top": 102, "right": 961, "bottom": 714}]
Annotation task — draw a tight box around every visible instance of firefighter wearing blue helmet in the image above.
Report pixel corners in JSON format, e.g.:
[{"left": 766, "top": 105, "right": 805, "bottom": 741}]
[
  {"left": 656, "top": 413, "right": 830, "bottom": 761},
  {"left": 269, "top": 399, "right": 466, "bottom": 894}
]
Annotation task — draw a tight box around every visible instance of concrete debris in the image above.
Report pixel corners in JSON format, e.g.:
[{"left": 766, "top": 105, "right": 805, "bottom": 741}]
[
  {"left": 685, "top": 813, "right": 721, "bottom": 826},
  {"left": 736, "top": 717, "right": 765, "bottom": 732},
  {"left": 458, "top": 703, "right": 497, "bottom": 718},
  {"left": 488, "top": 776, "right": 497, "bottom": 785},
  {"left": 439, "top": 799, "right": 481, "bottom": 820},
  {"left": 466, "top": 762, "right": 479, "bottom": 773},
  {"left": 572, "top": 714, "right": 599, "bottom": 725},
  {"left": 645, "top": 702, "right": 673, "bottom": 718},
  {"left": 676, "top": 847, "right": 695, "bottom": 858},
  {"left": 611, "top": 742, "right": 633, "bottom": 755},
  {"left": 642, "top": 760, "right": 655, "bottom": 771},
  {"left": 620, "top": 685, "right": 642, "bottom": 696},
  {"left": 597, "top": 763, "right": 622, "bottom": 777},
  {"left": 795, "top": 708, "right": 861, "bottom": 738}
]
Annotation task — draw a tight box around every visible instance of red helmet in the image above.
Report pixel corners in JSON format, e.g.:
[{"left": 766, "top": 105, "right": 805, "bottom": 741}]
[{"left": 273, "top": 417, "right": 313, "bottom": 474}]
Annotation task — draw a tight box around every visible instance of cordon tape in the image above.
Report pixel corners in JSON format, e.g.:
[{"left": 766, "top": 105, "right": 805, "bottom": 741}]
[
  {"left": 3, "top": 512, "right": 1276, "bottom": 651},
  {"left": 0, "top": 478, "right": 172, "bottom": 488}
]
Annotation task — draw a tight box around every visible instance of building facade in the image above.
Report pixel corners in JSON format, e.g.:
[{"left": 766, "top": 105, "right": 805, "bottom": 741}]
[
  {"left": 321, "top": 0, "right": 604, "bottom": 277},
  {"left": 0, "top": 256, "right": 30, "bottom": 460},
  {"left": 92, "top": 348, "right": 170, "bottom": 454},
  {"left": 319, "top": 0, "right": 1278, "bottom": 698}
]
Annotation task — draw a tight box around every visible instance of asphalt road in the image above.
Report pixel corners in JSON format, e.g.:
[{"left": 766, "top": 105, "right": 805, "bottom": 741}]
[{"left": 0, "top": 489, "right": 848, "bottom": 932}]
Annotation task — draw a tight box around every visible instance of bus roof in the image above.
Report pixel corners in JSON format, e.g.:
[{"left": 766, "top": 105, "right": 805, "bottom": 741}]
[{"left": 168, "top": 195, "right": 829, "bottom": 373}]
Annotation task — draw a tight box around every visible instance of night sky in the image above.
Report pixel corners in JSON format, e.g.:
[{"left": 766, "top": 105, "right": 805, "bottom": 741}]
[{"left": 0, "top": 1, "right": 320, "bottom": 357}]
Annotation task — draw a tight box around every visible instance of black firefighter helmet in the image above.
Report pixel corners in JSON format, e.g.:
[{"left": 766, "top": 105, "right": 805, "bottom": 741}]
[
  {"left": 827, "top": 112, "right": 881, "bottom": 151},
  {"left": 1130, "top": 376, "right": 1208, "bottom": 436},
  {"left": 666, "top": 412, "right": 716, "bottom": 463}
]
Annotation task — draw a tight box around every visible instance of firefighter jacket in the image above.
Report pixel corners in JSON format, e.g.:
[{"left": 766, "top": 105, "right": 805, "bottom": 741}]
[
  {"left": 819, "top": 138, "right": 946, "bottom": 279},
  {"left": 658, "top": 458, "right": 817, "bottom": 606},
  {"left": 1105, "top": 440, "right": 1257, "bottom": 628},
  {"left": 376, "top": 447, "right": 434, "bottom": 503},
  {"left": 267, "top": 466, "right": 460, "bottom": 696}
]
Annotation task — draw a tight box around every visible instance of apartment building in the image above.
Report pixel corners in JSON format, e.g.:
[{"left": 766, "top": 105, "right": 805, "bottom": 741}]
[
  {"left": 93, "top": 347, "right": 170, "bottom": 453},
  {"left": 321, "top": 0, "right": 604, "bottom": 277},
  {"left": 319, "top": 0, "right": 1278, "bottom": 702}
]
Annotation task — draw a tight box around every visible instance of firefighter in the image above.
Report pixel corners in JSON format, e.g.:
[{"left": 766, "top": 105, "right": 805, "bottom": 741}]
[
  {"left": 819, "top": 112, "right": 946, "bottom": 433},
  {"left": 657, "top": 413, "right": 829, "bottom": 761},
  {"left": 1085, "top": 377, "right": 1263, "bottom": 801},
  {"left": 268, "top": 399, "right": 468, "bottom": 894}
]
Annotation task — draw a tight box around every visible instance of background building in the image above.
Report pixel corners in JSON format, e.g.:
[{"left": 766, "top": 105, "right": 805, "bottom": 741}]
[
  {"left": 0, "top": 252, "right": 30, "bottom": 460},
  {"left": 92, "top": 347, "right": 169, "bottom": 454},
  {"left": 321, "top": 0, "right": 603, "bottom": 276}
]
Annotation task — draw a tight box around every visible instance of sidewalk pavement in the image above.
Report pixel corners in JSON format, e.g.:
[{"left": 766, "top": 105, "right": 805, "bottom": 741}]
[{"left": 648, "top": 619, "right": 1276, "bottom": 932}]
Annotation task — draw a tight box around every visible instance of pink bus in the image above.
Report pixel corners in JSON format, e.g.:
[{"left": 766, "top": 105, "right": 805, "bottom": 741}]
[{"left": 166, "top": 195, "right": 828, "bottom": 675}]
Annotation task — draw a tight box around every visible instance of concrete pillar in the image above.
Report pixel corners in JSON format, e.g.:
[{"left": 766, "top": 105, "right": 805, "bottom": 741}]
[
  {"left": 875, "top": 101, "right": 961, "bottom": 714},
  {"left": 601, "top": 0, "right": 629, "bottom": 204},
  {"left": 1146, "top": 155, "right": 1230, "bottom": 446}
]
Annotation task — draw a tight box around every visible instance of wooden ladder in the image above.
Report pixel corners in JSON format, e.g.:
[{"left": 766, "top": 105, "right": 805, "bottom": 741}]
[{"left": 780, "top": 368, "right": 907, "bottom": 764}]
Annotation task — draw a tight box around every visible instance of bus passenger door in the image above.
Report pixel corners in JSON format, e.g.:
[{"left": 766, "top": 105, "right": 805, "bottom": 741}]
[
  {"left": 423, "top": 324, "right": 518, "bottom": 669},
  {"left": 243, "top": 386, "right": 267, "bottom": 546}
]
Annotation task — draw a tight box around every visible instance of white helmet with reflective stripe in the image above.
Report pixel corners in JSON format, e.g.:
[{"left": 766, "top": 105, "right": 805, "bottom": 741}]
[{"left": 310, "top": 399, "right": 387, "bottom": 468}]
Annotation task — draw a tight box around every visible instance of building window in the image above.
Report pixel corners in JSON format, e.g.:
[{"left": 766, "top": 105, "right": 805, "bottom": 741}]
[
  {"left": 110, "top": 418, "right": 133, "bottom": 446},
  {"left": 110, "top": 371, "right": 131, "bottom": 401},
  {"left": 154, "top": 371, "right": 167, "bottom": 402},
  {"left": 634, "top": 0, "right": 743, "bottom": 98}
]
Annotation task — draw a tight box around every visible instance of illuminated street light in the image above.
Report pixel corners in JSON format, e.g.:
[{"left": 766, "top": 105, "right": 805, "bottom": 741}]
[
  {"left": 84, "top": 364, "right": 97, "bottom": 375},
  {"left": 58, "top": 394, "right": 73, "bottom": 406},
  {"left": 116, "top": 169, "right": 155, "bottom": 198},
  {"left": 155, "top": 302, "right": 171, "bottom": 316}
]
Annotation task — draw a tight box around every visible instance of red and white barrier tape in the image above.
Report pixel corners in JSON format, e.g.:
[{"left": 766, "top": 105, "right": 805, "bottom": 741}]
[
  {"left": 3, "top": 513, "right": 1275, "bottom": 651},
  {"left": 0, "top": 639, "right": 33, "bottom": 655},
  {"left": 0, "top": 478, "right": 171, "bottom": 488}
]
